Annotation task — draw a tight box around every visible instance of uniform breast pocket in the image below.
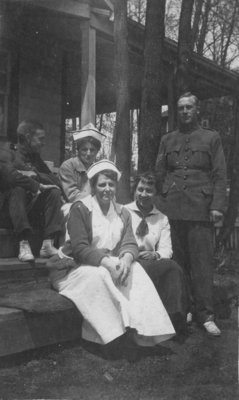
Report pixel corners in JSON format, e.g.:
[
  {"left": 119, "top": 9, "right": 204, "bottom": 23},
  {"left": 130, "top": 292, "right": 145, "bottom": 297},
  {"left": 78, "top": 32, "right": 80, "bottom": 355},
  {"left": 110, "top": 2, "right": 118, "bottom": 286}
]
[
  {"left": 166, "top": 144, "right": 181, "bottom": 167},
  {"left": 191, "top": 145, "right": 211, "bottom": 168}
]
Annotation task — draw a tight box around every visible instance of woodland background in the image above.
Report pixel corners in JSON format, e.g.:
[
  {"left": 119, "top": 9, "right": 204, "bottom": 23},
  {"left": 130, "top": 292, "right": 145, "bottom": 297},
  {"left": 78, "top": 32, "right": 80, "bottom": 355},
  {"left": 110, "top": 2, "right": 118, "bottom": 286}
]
[{"left": 65, "top": 0, "right": 239, "bottom": 245}]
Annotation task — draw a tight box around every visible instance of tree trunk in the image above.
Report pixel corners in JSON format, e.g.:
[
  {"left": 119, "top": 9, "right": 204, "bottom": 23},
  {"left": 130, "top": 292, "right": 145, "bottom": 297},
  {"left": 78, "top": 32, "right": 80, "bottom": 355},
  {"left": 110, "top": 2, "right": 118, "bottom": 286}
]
[
  {"left": 109, "top": 123, "right": 116, "bottom": 161},
  {"left": 112, "top": 0, "right": 131, "bottom": 203},
  {"left": 176, "top": 0, "right": 195, "bottom": 96},
  {"left": 191, "top": 0, "right": 204, "bottom": 49},
  {"left": 98, "top": 114, "right": 103, "bottom": 131},
  {"left": 197, "top": 0, "right": 211, "bottom": 55},
  {"left": 221, "top": 0, "right": 238, "bottom": 67},
  {"left": 138, "top": 0, "right": 166, "bottom": 171}
]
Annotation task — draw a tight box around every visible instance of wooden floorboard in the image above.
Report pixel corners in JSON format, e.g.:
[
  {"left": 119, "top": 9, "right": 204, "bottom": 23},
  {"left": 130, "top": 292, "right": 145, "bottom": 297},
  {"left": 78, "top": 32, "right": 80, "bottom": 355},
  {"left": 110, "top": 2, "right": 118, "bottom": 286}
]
[
  {"left": 0, "top": 257, "right": 82, "bottom": 357},
  {"left": 0, "top": 258, "right": 47, "bottom": 271}
]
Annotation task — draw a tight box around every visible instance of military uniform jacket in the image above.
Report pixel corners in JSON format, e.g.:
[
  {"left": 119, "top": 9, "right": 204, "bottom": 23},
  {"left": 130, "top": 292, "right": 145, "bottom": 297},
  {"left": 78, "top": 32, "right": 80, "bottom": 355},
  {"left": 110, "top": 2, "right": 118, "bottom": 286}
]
[{"left": 156, "top": 126, "right": 227, "bottom": 221}]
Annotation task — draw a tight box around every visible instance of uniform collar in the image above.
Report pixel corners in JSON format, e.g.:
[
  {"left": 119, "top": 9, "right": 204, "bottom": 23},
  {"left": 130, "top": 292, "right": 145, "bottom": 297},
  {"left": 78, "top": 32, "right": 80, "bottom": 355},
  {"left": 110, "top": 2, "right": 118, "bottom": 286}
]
[
  {"left": 81, "top": 195, "right": 123, "bottom": 216},
  {"left": 177, "top": 123, "right": 201, "bottom": 135}
]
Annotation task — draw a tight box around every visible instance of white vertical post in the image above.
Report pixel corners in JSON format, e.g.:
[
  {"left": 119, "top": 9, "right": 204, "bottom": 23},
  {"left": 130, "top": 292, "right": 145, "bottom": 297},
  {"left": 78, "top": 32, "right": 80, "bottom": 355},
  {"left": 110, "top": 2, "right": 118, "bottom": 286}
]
[{"left": 80, "top": 21, "right": 96, "bottom": 127}]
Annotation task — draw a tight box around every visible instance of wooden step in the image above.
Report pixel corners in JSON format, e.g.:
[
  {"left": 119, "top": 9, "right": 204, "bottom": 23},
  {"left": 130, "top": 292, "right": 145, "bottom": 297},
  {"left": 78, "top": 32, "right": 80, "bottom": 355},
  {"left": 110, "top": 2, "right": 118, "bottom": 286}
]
[
  {"left": 0, "top": 303, "right": 82, "bottom": 357},
  {"left": 0, "top": 275, "right": 82, "bottom": 357},
  {"left": 0, "top": 229, "right": 18, "bottom": 258},
  {"left": 0, "top": 250, "right": 83, "bottom": 357},
  {"left": 0, "top": 257, "right": 47, "bottom": 271},
  {"left": 0, "top": 258, "right": 48, "bottom": 284}
]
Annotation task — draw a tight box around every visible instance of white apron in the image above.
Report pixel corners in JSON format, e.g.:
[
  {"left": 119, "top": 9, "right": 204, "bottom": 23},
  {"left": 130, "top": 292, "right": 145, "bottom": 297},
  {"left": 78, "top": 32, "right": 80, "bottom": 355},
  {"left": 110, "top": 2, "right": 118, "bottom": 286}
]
[{"left": 53, "top": 196, "right": 175, "bottom": 346}]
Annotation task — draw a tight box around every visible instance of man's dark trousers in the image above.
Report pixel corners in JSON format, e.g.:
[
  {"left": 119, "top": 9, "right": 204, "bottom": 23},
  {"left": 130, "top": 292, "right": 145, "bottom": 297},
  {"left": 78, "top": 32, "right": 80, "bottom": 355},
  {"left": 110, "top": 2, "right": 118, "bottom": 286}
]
[
  {"left": 170, "top": 220, "right": 214, "bottom": 324},
  {"left": 6, "top": 186, "right": 63, "bottom": 239}
]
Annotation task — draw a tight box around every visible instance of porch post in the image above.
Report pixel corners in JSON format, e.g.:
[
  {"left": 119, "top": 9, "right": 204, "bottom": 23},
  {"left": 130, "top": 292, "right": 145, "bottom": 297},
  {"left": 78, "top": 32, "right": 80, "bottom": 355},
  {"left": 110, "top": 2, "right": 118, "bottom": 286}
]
[{"left": 80, "top": 21, "right": 96, "bottom": 127}]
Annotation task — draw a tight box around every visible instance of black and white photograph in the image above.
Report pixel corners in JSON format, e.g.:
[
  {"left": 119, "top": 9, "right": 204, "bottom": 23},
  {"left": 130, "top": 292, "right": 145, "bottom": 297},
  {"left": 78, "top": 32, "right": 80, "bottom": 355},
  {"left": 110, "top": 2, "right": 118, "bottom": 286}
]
[{"left": 0, "top": 1, "right": 238, "bottom": 399}]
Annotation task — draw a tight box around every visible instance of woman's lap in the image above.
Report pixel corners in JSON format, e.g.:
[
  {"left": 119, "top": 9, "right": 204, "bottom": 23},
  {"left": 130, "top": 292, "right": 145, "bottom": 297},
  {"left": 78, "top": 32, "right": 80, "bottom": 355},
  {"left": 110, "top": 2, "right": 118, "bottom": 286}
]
[{"left": 54, "top": 262, "right": 175, "bottom": 345}]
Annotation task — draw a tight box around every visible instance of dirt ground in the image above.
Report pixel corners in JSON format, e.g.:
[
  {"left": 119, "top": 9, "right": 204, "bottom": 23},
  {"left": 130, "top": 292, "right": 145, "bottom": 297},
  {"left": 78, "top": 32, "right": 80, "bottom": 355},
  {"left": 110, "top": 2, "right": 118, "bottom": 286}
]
[{"left": 0, "top": 252, "right": 238, "bottom": 400}]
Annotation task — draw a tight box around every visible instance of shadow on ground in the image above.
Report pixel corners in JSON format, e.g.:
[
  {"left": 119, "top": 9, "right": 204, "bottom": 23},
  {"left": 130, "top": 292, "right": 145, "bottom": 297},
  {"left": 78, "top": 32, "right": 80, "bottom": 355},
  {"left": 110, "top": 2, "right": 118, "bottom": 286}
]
[{"left": 0, "top": 250, "right": 238, "bottom": 400}]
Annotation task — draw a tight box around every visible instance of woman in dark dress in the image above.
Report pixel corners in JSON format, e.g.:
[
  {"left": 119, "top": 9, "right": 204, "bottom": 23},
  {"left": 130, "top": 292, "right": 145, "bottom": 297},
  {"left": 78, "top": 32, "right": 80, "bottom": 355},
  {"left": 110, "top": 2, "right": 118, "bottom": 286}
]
[{"left": 126, "top": 171, "right": 188, "bottom": 334}]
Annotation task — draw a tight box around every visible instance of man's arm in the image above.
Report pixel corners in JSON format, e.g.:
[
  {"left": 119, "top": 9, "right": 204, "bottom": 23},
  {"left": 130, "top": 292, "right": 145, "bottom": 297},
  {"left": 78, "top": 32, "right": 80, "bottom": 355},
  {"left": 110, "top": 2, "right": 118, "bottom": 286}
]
[
  {"left": 0, "top": 163, "right": 40, "bottom": 193},
  {"left": 210, "top": 132, "right": 227, "bottom": 216},
  {"left": 13, "top": 150, "right": 61, "bottom": 187},
  {"left": 155, "top": 137, "right": 167, "bottom": 193}
]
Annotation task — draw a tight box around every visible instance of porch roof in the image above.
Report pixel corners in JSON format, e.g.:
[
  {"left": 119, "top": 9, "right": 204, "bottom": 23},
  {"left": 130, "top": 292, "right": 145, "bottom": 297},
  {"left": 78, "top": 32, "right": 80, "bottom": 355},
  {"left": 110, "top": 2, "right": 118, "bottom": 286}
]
[{"left": 4, "top": 0, "right": 239, "bottom": 116}]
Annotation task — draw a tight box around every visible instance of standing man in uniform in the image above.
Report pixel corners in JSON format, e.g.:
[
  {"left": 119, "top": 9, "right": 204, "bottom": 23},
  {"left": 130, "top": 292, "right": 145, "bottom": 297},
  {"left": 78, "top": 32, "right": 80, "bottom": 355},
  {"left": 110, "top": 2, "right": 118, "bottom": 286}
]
[{"left": 156, "top": 92, "right": 227, "bottom": 336}]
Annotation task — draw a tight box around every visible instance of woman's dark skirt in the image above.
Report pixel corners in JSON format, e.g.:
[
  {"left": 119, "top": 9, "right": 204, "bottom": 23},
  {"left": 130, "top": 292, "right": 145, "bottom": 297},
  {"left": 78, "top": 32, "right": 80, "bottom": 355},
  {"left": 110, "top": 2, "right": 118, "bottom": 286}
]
[{"left": 139, "top": 258, "right": 188, "bottom": 334}]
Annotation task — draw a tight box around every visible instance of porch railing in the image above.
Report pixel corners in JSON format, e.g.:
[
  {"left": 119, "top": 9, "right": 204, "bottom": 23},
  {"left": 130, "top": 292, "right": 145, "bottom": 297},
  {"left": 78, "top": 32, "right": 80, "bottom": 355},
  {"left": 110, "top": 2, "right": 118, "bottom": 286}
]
[{"left": 214, "top": 218, "right": 239, "bottom": 250}]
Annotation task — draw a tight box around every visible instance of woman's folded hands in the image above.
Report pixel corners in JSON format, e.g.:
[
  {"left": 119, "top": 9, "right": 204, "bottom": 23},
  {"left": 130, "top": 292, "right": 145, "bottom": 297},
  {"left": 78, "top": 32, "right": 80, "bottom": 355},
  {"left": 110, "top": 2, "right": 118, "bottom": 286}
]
[
  {"left": 139, "top": 250, "right": 155, "bottom": 260},
  {"left": 101, "top": 253, "right": 133, "bottom": 286}
]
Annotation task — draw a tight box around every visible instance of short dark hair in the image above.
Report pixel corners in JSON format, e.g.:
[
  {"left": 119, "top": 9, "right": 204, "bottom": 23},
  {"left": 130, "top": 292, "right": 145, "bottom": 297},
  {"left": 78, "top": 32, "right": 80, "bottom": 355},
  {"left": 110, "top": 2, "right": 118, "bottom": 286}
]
[
  {"left": 77, "top": 137, "right": 101, "bottom": 152},
  {"left": 133, "top": 171, "right": 159, "bottom": 193},
  {"left": 17, "top": 120, "right": 44, "bottom": 144},
  {"left": 90, "top": 170, "right": 118, "bottom": 189},
  {"left": 178, "top": 92, "right": 199, "bottom": 106}
]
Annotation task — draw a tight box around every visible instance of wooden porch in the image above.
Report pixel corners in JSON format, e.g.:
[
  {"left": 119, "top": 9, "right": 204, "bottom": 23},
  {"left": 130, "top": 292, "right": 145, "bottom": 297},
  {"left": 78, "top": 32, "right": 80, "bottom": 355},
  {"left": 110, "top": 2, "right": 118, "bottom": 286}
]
[
  {"left": 0, "top": 0, "right": 238, "bottom": 164},
  {"left": 0, "top": 1, "right": 238, "bottom": 358},
  {"left": 0, "top": 256, "right": 82, "bottom": 357}
]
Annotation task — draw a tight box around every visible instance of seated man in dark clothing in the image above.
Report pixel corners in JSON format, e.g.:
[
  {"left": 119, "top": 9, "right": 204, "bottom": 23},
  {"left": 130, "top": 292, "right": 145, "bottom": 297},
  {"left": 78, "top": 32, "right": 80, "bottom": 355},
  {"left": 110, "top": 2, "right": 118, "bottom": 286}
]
[{"left": 0, "top": 120, "right": 64, "bottom": 261}]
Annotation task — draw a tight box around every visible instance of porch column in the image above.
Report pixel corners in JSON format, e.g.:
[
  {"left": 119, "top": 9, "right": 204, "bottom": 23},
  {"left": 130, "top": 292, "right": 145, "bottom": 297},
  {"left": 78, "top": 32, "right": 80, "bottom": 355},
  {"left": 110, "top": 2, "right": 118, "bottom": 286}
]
[{"left": 80, "top": 21, "right": 96, "bottom": 127}]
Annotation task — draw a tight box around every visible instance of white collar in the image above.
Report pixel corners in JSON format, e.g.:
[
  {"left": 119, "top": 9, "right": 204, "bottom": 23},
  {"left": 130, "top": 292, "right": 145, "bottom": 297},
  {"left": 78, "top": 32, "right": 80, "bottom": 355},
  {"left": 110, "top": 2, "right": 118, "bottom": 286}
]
[
  {"left": 81, "top": 195, "right": 123, "bottom": 216},
  {"left": 126, "top": 201, "right": 160, "bottom": 216}
]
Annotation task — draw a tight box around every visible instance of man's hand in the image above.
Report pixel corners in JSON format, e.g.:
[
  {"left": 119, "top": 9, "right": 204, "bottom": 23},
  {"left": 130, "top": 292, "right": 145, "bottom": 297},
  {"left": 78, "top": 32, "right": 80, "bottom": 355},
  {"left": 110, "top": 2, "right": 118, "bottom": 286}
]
[
  {"left": 139, "top": 251, "right": 155, "bottom": 260},
  {"left": 210, "top": 210, "right": 223, "bottom": 223},
  {"left": 34, "top": 184, "right": 60, "bottom": 197},
  {"left": 18, "top": 170, "right": 37, "bottom": 178},
  {"left": 39, "top": 184, "right": 60, "bottom": 191}
]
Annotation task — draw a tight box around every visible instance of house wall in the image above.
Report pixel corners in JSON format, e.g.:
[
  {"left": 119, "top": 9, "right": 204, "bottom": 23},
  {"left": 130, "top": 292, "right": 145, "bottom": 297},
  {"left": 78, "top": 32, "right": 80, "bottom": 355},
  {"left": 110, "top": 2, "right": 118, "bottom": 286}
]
[{"left": 18, "top": 37, "right": 63, "bottom": 166}]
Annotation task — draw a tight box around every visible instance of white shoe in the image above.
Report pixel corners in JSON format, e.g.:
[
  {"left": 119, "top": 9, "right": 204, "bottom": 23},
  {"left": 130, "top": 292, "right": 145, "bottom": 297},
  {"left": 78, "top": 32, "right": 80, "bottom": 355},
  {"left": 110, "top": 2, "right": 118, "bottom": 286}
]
[
  {"left": 40, "top": 239, "right": 58, "bottom": 258},
  {"left": 186, "top": 312, "right": 193, "bottom": 324},
  {"left": 18, "top": 240, "right": 34, "bottom": 262},
  {"left": 203, "top": 321, "right": 221, "bottom": 336}
]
